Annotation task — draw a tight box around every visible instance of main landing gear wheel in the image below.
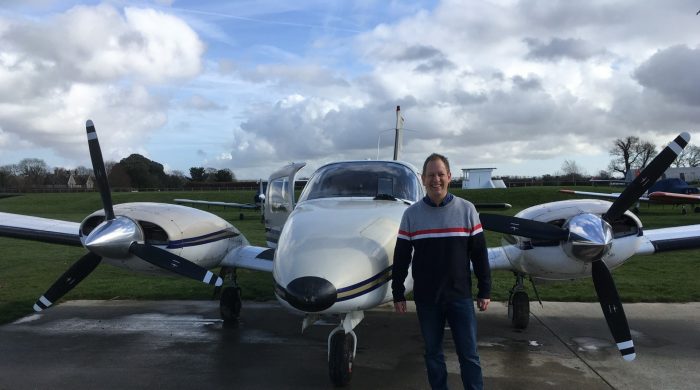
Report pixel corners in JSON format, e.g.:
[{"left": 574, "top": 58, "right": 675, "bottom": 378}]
[
  {"left": 220, "top": 286, "right": 242, "bottom": 328},
  {"left": 329, "top": 329, "right": 355, "bottom": 387}
]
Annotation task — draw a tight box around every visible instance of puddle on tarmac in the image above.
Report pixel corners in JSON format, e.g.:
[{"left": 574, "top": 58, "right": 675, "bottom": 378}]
[
  {"left": 478, "top": 336, "right": 544, "bottom": 350},
  {"left": 21, "top": 313, "right": 221, "bottom": 340}
]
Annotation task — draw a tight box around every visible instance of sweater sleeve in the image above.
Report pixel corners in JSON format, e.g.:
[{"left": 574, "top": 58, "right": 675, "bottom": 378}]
[
  {"left": 469, "top": 232, "right": 491, "bottom": 299},
  {"left": 469, "top": 210, "right": 491, "bottom": 299},
  {"left": 391, "top": 213, "right": 413, "bottom": 302}
]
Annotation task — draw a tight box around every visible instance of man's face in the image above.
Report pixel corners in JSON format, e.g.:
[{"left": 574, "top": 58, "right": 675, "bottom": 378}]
[{"left": 422, "top": 159, "right": 451, "bottom": 202}]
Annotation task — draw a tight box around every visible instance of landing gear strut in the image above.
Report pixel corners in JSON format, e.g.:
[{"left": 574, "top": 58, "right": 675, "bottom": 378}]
[
  {"left": 218, "top": 267, "right": 242, "bottom": 328},
  {"left": 508, "top": 273, "right": 530, "bottom": 329},
  {"left": 328, "top": 327, "right": 356, "bottom": 387}
]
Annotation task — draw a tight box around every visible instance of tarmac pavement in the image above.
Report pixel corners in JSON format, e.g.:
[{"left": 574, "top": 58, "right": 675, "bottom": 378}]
[{"left": 0, "top": 300, "right": 697, "bottom": 389}]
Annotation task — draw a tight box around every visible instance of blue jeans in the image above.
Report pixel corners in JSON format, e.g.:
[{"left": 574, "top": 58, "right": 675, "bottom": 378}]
[{"left": 415, "top": 298, "right": 483, "bottom": 390}]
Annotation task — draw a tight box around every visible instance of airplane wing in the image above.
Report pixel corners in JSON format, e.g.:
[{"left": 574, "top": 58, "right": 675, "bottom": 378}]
[
  {"left": 637, "top": 224, "right": 700, "bottom": 254},
  {"left": 221, "top": 245, "right": 274, "bottom": 273},
  {"left": 559, "top": 189, "right": 650, "bottom": 202},
  {"left": 647, "top": 191, "right": 700, "bottom": 204},
  {"left": 0, "top": 212, "right": 82, "bottom": 246},
  {"left": 174, "top": 199, "right": 259, "bottom": 210}
]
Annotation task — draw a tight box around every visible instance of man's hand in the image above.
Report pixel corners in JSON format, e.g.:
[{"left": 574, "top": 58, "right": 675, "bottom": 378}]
[
  {"left": 477, "top": 298, "right": 490, "bottom": 312},
  {"left": 394, "top": 301, "right": 407, "bottom": 313}
]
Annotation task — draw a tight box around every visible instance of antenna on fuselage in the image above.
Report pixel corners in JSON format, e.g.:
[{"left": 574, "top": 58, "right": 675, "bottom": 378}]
[{"left": 393, "top": 105, "right": 405, "bottom": 161}]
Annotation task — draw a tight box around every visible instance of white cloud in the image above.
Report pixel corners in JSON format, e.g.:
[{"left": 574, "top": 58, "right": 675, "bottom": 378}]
[{"left": 0, "top": 3, "right": 203, "bottom": 162}]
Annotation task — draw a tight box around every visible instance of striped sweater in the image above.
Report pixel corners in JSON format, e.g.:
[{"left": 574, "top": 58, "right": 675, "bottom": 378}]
[{"left": 392, "top": 194, "right": 491, "bottom": 303}]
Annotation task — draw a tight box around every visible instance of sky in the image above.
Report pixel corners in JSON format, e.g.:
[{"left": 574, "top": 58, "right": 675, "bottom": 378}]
[{"left": 1, "top": 0, "right": 699, "bottom": 180}]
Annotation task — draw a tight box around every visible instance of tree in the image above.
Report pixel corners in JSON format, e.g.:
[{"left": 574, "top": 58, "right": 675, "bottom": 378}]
[
  {"left": 165, "top": 170, "right": 187, "bottom": 189},
  {"left": 48, "top": 167, "right": 71, "bottom": 186},
  {"left": 74, "top": 165, "right": 93, "bottom": 177},
  {"left": 674, "top": 144, "right": 700, "bottom": 167},
  {"left": 636, "top": 140, "right": 656, "bottom": 169},
  {"left": 214, "top": 168, "right": 234, "bottom": 182},
  {"left": 107, "top": 163, "right": 132, "bottom": 189},
  {"left": 561, "top": 160, "right": 583, "bottom": 176},
  {"left": 204, "top": 167, "right": 218, "bottom": 182},
  {"left": 607, "top": 136, "right": 657, "bottom": 177},
  {"left": 18, "top": 158, "right": 49, "bottom": 186},
  {"left": 0, "top": 165, "right": 17, "bottom": 189},
  {"left": 189, "top": 167, "right": 206, "bottom": 182},
  {"left": 119, "top": 154, "right": 167, "bottom": 189},
  {"left": 561, "top": 160, "right": 585, "bottom": 185},
  {"left": 105, "top": 160, "right": 117, "bottom": 176}
]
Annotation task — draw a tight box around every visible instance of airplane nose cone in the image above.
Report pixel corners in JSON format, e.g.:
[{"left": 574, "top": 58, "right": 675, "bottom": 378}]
[{"left": 281, "top": 276, "right": 337, "bottom": 312}]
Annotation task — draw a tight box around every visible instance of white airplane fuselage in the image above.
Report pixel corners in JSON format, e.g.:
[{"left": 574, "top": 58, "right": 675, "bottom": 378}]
[{"left": 272, "top": 197, "right": 414, "bottom": 314}]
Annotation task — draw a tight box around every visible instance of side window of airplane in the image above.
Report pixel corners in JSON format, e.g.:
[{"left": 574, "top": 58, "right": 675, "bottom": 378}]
[{"left": 269, "top": 177, "right": 291, "bottom": 212}]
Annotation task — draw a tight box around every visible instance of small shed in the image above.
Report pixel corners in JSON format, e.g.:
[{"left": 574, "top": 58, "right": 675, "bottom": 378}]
[{"left": 461, "top": 168, "right": 505, "bottom": 189}]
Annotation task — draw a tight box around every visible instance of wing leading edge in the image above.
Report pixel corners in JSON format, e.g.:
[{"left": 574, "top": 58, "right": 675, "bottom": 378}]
[{"left": 0, "top": 212, "right": 81, "bottom": 246}]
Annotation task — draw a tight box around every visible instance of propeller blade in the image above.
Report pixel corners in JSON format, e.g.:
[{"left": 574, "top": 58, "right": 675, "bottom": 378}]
[
  {"left": 129, "top": 242, "right": 223, "bottom": 287},
  {"left": 480, "top": 213, "right": 569, "bottom": 241},
  {"left": 86, "top": 120, "right": 115, "bottom": 220},
  {"left": 33, "top": 252, "right": 102, "bottom": 311},
  {"left": 604, "top": 132, "right": 690, "bottom": 221},
  {"left": 591, "top": 260, "right": 636, "bottom": 361}
]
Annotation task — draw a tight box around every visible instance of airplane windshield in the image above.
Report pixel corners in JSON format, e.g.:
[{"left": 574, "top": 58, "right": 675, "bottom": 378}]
[{"left": 299, "top": 161, "right": 422, "bottom": 202}]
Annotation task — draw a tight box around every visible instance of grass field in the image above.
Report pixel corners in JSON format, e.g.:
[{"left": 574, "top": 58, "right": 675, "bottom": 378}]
[{"left": 1, "top": 186, "right": 699, "bottom": 324}]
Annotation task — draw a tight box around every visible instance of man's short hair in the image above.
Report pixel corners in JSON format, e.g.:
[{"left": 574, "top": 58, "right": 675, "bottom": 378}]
[{"left": 422, "top": 153, "right": 451, "bottom": 174}]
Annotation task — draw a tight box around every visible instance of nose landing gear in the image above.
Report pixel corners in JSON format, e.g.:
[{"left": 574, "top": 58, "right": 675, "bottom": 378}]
[{"left": 328, "top": 328, "right": 356, "bottom": 387}]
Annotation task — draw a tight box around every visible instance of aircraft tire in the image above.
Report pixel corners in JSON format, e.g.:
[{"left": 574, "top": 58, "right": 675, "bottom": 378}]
[
  {"left": 511, "top": 291, "right": 530, "bottom": 329},
  {"left": 220, "top": 286, "right": 242, "bottom": 328},
  {"left": 329, "top": 332, "right": 353, "bottom": 387}
]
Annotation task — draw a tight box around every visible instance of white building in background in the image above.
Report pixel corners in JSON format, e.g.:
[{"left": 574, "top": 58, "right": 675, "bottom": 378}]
[{"left": 461, "top": 168, "right": 506, "bottom": 189}]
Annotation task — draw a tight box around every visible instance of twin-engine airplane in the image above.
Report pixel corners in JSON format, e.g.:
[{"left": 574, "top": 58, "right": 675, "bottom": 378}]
[{"left": 1, "top": 122, "right": 699, "bottom": 386}]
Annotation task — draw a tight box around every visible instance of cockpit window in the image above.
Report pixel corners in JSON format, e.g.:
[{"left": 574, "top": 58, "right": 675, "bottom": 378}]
[{"left": 298, "top": 161, "right": 422, "bottom": 202}]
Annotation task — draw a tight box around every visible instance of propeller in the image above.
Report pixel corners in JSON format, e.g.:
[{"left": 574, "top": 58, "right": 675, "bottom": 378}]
[
  {"left": 33, "top": 120, "right": 222, "bottom": 312},
  {"left": 86, "top": 120, "right": 115, "bottom": 221},
  {"left": 480, "top": 132, "right": 690, "bottom": 361},
  {"left": 478, "top": 213, "right": 569, "bottom": 241}
]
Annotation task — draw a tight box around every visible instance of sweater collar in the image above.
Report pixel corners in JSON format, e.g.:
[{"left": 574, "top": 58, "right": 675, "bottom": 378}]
[{"left": 422, "top": 193, "right": 454, "bottom": 207}]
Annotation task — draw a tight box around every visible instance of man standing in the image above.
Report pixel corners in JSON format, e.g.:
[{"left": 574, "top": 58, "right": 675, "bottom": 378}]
[{"left": 392, "top": 153, "right": 491, "bottom": 390}]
